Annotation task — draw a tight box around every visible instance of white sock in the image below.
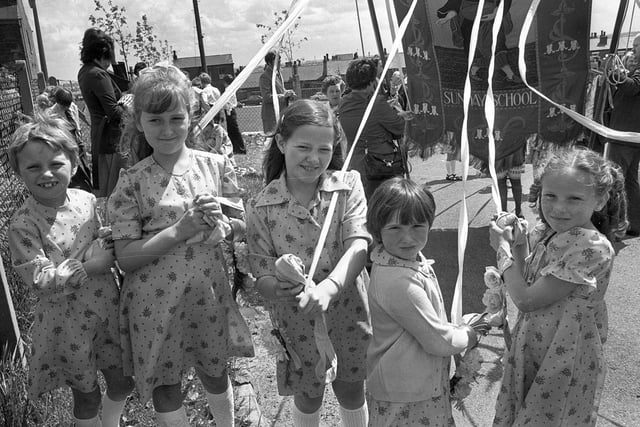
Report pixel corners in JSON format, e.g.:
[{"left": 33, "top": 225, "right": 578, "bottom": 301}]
[
  {"left": 292, "top": 404, "right": 320, "bottom": 427},
  {"left": 73, "top": 415, "right": 101, "bottom": 427},
  {"left": 340, "top": 402, "right": 368, "bottom": 427},
  {"left": 206, "top": 386, "right": 235, "bottom": 427},
  {"left": 155, "top": 407, "right": 189, "bottom": 427},
  {"left": 101, "top": 394, "right": 127, "bottom": 427}
]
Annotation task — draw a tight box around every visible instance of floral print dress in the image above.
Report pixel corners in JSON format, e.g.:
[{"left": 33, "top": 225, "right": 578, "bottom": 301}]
[
  {"left": 108, "top": 149, "right": 252, "bottom": 403},
  {"left": 493, "top": 224, "right": 614, "bottom": 426},
  {"left": 247, "top": 170, "right": 372, "bottom": 397},
  {"left": 8, "top": 190, "right": 122, "bottom": 399}
]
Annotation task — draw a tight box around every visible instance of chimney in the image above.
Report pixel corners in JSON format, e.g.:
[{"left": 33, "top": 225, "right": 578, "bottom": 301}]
[
  {"left": 598, "top": 32, "right": 608, "bottom": 47},
  {"left": 322, "top": 55, "right": 328, "bottom": 77}
]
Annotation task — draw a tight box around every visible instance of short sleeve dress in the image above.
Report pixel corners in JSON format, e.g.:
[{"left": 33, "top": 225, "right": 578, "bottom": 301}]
[
  {"left": 246, "top": 170, "right": 372, "bottom": 397},
  {"left": 493, "top": 224, "right": 614, "bottom": 427},
  {"left": 8, "top": 189, "right": 122, "bottom": 399},
  {"left": 108, "top": 149, "right": 252, "bottom": 403}
]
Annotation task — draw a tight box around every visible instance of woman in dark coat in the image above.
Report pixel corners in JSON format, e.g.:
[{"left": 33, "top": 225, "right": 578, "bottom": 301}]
[{"left": 78, "top": 28, "right": 127, "bottom": 198}]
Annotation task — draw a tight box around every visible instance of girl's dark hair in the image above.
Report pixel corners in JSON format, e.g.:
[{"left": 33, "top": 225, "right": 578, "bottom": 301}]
[
  {"left": 262, "top": 99, "right": 344, "bottom": 183},
  {"left": 366, "top": 178, "right": 436, "bottom": 242},
  {"left": 537, "top": 146, "right": 628, "bottom": 239},
  {"left": 119, "top": 64, "right": 194, "bottom": 164},
  {"left": 80, "top": 28, "right": 115, "bottom": 64},
  {"left": 53, "top": 87, "right": 73, "bottom": 107},
  {"left": 345, "top": 59, "right": 378, "bottom": 90}
]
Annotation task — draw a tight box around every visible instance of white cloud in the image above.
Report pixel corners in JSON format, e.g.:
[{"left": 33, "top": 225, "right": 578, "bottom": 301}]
[{"left": 24, "top": 0, "right": 636, "bottom": 80}]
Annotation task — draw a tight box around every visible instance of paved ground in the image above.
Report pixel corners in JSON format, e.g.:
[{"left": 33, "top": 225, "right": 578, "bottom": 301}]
[{"left": 409, "top": 155, "right": 640, "bottom": 427}]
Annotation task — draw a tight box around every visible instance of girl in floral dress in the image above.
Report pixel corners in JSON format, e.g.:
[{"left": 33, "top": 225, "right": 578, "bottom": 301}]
[
  {"left": 108, "top": 64, "right": 251, "bottom": 427},
  {"left": 365, "top": 178, "right": 484, "bottom": 427},
  {"left": 8, "top": 116, "right": 133, "bottom": 427},
  {"left": 489, "top": 147, "right": 628, "bottom": 426},
  {"left": 247, "top": 99, "right": 371, "bottom": 426}
]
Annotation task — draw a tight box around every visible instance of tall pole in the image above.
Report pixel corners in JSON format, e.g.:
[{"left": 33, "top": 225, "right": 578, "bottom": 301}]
[
  {"left": 192, "top": 0, "right": 207, "bottom": 72},
  {"left": 589, "top": 0, "right": 630, "bottom": 154},
  {"left": 28, "top": 0, "right": 48, "bottom": 80},
  {"left": 355, "top": 0, "right": 366, "bottom": 57},
  {"left": 610, "top": 0, "right": 630, "bottom": 54},
  {"left": 367, "top": 0, "right": 386, "bottom": 63}
]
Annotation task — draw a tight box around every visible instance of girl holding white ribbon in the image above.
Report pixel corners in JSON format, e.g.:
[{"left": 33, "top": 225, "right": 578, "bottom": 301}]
[{"left": 247, "top": 99, "right": 371, "bottom": 427}]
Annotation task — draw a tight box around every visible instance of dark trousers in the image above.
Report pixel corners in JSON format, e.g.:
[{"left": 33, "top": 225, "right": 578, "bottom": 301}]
[
  {"left": 609, "top": 143, "right": 640, "bottom": 232},
  {"left": 225, "top": 109, "right": 247, "bottom": 154}
]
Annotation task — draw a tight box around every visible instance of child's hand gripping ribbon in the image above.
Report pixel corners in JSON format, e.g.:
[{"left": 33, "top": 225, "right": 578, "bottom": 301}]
[{"left": 275, "top": 254, "right": 338, "bottom": 384}]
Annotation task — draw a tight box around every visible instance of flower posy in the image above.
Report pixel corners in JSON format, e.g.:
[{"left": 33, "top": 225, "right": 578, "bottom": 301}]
[
  {"left": 482, "top": 288, "right": 504, "bottom": 314},
  {"left": 450, "top": 348, "right": 484, "bottom": 408},
  {"left": 484, "top": 266, "right": 503, "bottom": 289}
]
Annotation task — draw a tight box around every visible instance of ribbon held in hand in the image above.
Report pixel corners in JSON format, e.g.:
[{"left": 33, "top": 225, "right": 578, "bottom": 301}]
[{"left": 275, "top": 254, "right": 338, "bottom": 384}]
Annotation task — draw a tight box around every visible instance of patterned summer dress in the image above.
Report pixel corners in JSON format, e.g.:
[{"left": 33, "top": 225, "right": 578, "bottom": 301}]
[
  {"left": 247, "top": 170, "right": 372, "bottom": 397},
  {"left": 108, "top": 149, "right": 253, "bottom": 403},
  {"left": 8, "top": 189, "right": 122, "bottom": 399},
  {"left": 493, "top": 223, "right": 614, "bottom": 426}
]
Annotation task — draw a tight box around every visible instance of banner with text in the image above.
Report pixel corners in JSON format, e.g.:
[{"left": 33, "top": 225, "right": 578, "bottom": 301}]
[{"left": 394, "top": 0, "right": 591, "bottom": 165}]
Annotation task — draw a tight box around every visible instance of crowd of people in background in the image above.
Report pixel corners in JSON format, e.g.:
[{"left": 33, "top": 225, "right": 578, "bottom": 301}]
[{"left": 6, "top": 16, "right": 640, "bottom": 426}]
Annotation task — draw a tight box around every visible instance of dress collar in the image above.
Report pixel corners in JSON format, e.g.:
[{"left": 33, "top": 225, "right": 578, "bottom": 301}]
[
  {"left": 370, "top": 244, "right": 434, "bottom": 271},
  {"left": 254, "top": 170, "right": 351, "bottom": 208}
]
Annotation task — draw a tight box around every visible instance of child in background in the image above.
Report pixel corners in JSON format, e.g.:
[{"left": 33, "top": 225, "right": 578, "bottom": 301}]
[
  {"left": 108, "top": 64, "right": 251, "bottom": 427},
  {"left": 489, "top": 147, "right": 627, "bottom": 426},
  {"left": 7, "top": 116, "right": 133, "bottom": 427},
  {"left": 247, "top": 99, "right": 371, "bottom": 427},
  {"left": 365, "top": 178, "right": 485, "bottom": 426}
]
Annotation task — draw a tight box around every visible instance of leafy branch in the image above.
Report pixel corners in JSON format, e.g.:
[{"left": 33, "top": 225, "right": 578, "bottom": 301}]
[{"left": 256, "top": 10, "right": 308, "bottom": 63}]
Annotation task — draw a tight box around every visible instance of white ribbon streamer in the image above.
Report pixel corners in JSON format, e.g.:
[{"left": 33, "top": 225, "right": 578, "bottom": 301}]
[
  {"left": 307, "top": 0, "right": 419, "bottom": 280},
  {"left": 194, "top": 0, "right": 310, "bottom": 136},
  {"left": 450, "top": 0, "right": 487, "bottom": 326}
]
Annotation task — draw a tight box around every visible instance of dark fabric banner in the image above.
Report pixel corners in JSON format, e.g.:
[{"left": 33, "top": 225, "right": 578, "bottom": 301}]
[
  {"left": 536, "top": 0, "right": 591, "bottom": 142},
  {"left": 394, "top": 0, "right": 591, "bottom": 168}
]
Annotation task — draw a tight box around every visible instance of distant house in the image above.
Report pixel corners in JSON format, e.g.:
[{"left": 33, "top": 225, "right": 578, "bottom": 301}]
[
  {"left": 589, "top": 30, "right": 639, "bottom": 58},
  {"left": 237, "top": 53, "right": 406, "bottom": 101},
  {"left": 173, "top": 54, "right": 235, "bottom": 89}
]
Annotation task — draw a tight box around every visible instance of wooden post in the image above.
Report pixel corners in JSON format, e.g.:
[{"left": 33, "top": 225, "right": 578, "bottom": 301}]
[
  {"left": 15, "top": 60, "right": 34, "bottom": 116},
  {"left": 0, "top": 256, "right": 25, "bottom": 366}
]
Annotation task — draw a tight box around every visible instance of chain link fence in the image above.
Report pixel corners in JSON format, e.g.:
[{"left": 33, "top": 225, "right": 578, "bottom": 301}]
[{"left": 0, "top": 70, "right": 31, "bottom": 336}]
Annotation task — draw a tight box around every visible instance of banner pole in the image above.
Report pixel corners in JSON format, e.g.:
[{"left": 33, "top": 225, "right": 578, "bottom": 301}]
[{"left": 367, "top": 0, "right": 387, "bottom": 63}]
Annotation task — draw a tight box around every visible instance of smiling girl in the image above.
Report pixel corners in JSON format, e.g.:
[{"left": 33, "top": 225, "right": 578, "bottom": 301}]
[
  {"left": 8, "top": 116, "right": 134, "bottom": 427},
  {"left": 108, "top": 64, "right": 250, "bottom": 426},
  {"left": 247, "top": 100, "right": 372, "bottom": 426}
]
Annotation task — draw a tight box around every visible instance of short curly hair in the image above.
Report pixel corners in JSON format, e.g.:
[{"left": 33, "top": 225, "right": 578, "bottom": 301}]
[
  {"left": 345, "top": 59, "right": 378, "bottom": 90},
  {"left": 321, "top": 75, "right": 344, "bottom": 94},
  {"left": 80, "top": 28, "right": 115, "bottom": 64}
]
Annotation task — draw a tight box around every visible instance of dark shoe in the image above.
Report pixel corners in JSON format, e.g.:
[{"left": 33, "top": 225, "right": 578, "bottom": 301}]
[{"left": 446, "top": 174, "right": 456, "bottom": 181}]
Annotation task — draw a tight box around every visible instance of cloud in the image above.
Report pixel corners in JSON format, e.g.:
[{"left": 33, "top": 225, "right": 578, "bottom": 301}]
[{"left": 25, "top": 0, "right": 636, "bottom": 80}]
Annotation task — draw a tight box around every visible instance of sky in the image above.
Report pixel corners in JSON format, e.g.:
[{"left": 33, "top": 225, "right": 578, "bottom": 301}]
[{"left": 25, "top": 0, "right": 634, "bottom": 81}]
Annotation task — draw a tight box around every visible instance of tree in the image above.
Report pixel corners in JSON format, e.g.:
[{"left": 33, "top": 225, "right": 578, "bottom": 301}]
[
  {"left": 256, "top": 10, "right": 308, "bottom": 63},
  {"left": 133, "top": 15, "right": 173, "bottom": 66},
  {"left": 89, "top": 0, "right": 132, "bottom": 71},
  {"left": 89, "top": 0, "right": 173, "bottom": 74}
]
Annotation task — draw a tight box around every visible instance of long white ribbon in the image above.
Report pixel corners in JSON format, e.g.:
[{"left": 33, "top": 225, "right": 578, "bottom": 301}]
[
  {"left": 450, "top": 0, "right": 487, "bottom": 326},
  {"left": 307, "top": 0, "right": 419, "bottom": 280},
  {"left": 193, "top": 0, "right": 309, "bottom": 136}
]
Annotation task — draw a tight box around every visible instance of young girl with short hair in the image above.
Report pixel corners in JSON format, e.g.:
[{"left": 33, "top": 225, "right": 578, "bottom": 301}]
[
  {"left": 7, "top": 115, "right": 134, "bottom": 427},
  {"left": 108, "top": 64, "right": 251, "bottom": 427},
  {"left": 365, "top": 178, "right": 484, "bottom": 426},
  {"left": 490, "top": 147, "right": 628, "bottom": 426},
  {"left": 247, "top": 99, "right": 371, "bottom": 426}
]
